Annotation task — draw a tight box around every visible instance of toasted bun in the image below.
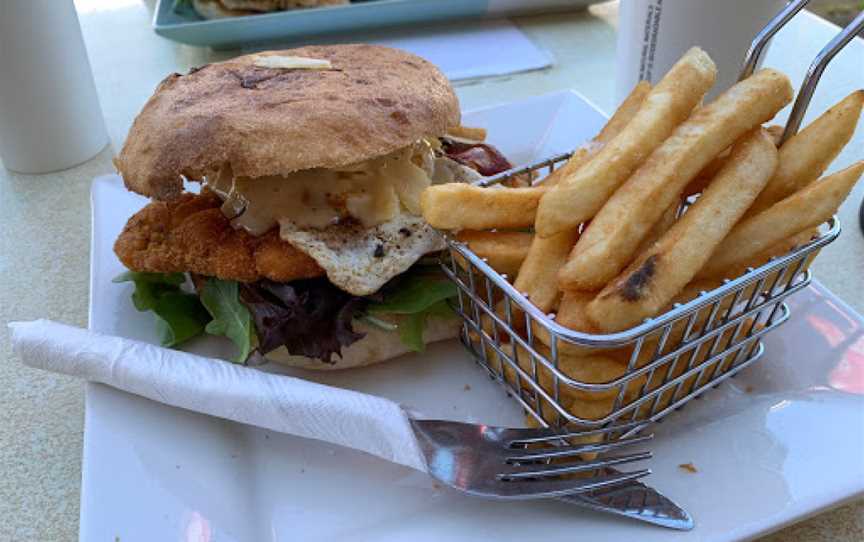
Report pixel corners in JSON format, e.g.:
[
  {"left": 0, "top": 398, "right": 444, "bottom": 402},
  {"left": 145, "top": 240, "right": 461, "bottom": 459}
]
[
  {"left": 265, "top": 316, "right": 460, "bottom": 370},
  {"left": 115, "top": 44, "right": 460, "bottom": 200}
]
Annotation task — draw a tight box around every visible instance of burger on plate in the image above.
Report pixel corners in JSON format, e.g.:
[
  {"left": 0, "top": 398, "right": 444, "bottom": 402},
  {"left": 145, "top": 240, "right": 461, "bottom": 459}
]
[{"left": 113, "top": 44, "right": 513, "bottom": 369}]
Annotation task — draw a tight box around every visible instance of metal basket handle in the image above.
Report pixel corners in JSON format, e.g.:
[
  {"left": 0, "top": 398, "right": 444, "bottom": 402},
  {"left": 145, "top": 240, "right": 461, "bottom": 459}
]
[
  {"left": 739, "top": 0, "right": 864, "bottom": 144},
  {"left": 738, "top": 0, "right": 812, "bottom": 81},
  {"left": 781, "top": 10, "right": 864, "bottom": 143}
]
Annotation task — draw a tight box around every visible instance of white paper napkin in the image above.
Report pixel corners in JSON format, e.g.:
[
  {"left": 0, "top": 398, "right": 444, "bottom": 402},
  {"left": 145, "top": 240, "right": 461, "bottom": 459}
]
[{"left": 8, "top": 319, "right": 428, "bottom": 472}]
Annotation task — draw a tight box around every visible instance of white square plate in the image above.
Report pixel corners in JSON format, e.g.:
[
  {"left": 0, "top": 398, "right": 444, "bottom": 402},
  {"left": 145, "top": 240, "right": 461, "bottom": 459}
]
[{"left": 84, "top": 91, "right": 864, "bottom": 541}]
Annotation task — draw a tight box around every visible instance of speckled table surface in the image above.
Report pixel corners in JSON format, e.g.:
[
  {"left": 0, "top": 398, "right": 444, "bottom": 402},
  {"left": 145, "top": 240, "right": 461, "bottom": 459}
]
[{"left": 1, "top": 1, "right": 862, "bottom": 540}]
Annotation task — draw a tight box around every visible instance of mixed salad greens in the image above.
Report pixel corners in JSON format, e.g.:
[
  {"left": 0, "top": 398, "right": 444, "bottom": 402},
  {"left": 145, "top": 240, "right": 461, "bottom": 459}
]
[{"left": 114, "top": 261, "right": 457, "bottom": 364}]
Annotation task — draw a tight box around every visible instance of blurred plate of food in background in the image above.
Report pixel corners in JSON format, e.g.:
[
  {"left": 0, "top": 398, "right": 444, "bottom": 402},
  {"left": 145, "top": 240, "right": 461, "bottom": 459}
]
[{"left": 154, "top": 0, "right": 606, "bottom": 49}]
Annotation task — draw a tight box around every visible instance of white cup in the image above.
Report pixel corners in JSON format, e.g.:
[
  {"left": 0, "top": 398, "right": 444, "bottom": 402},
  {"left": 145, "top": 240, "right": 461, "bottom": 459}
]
[
  {"left": 0, "top": 0, "right": 108, "bottom": 174},
  {"left": 616, "top": 0, "right": 788, "bottom": 103}
]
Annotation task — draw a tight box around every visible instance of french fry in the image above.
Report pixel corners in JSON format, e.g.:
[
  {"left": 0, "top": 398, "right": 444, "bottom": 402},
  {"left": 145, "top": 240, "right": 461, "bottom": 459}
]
[
  {"left": 523, "top": 407, "right": 606, "bottom": 460},
  {"left": 559, "top": 68, "right": 794, "bottom": 291},
  {"left": 565, "top": 317, "right": 757, "bottom": 422},
  {"left": 748, "top": 90, "right": 864, "bottom": 215},
  {"left": 765, "top": 124, "right": 785, "bottom": 146},
  {"left": 536, "top": 48, "right": 716, "bottom": 237},
  {"left": 682, "top": 123, "right": 784, "bottom": 197},
  {"left": 703, "top": 228, "right": 818, "bottom": 281},
  {"left": 455, "top": 230, "right": 532, "bottom": 277},
  {"left": 530, "top": 290, "right": 604, "bottom": 358},
  {"left": 513, "top": 229, "right": 580, "bottom": 313},
  {"left": 586, "top": 129, "right": 778, "bottom": 332},
  {"left": 682, "top": 150, "right": 729, "bottom": 197},
  {"left": 502, "top": 172, "right": 535, "bottom": 188},
  {"left": 598, "top": 81, "right": 654, "bottom": 142},
  {"left": 447, "top": 125, "right": 487, "bottom": 141},
  {"left": 421, "top": 184, "right": 544, "bottom": 230},
  {"left": 513, "top": 82, "right": 653, "bottom": 315},
  {"left": 634, "top": 201, "right": 678, "bottom": 256},
  {"left": 543, "top": 82, "right": 651, "bottom": 188},
  {"left": 498, "top": 342, "right": 643, "bottom": 404},
  {"left": 556, "top": 290, "right": 601, "bottom": 334},
  {"left": 698, "top": 161, "right": 864, "bottom": 278}
]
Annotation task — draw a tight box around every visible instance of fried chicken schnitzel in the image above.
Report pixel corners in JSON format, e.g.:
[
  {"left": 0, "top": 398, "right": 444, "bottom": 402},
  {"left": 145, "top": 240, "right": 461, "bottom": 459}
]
[{"left": 114, "top": 191, "right": 324, "bottom": 282}]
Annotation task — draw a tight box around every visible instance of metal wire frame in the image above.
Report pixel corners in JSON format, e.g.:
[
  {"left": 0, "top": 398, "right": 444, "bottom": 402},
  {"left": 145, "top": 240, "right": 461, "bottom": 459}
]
[
  {"left": 438, "top": 152, "right": 841, "bottom": 437},
  {"left": 439, "top": 0, "right": 860, "bottom": 438},
  {"left": 737, "top": 0, "right": 864, "bottom": 144}
]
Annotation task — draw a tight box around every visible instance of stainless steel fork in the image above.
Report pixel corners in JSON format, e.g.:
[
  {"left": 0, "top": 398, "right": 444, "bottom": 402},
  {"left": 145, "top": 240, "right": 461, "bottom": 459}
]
[{"left": 410, "top": 419, "right": 652, "bottom": 500}]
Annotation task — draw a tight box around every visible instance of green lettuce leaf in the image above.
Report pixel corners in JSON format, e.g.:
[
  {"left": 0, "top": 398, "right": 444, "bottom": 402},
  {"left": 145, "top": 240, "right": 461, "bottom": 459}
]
[
  {"left": 397, "top": 299, "right": 456, "bottom": 353},
  {"left": 367, "top": 272, "right": 457, "bottom": 315},
  {"left": 200, "top": 279, "right": 254, "bottom": 363},
  {"left": 114, "top": 271, "right": 210, "bottom": 347},
  {"left": 153, "top": 291, "right": 212, "bottom": 347},
  {"left": 367, "top": 267, "right": 458, "bottom": 352},
  {"left": 399, "top": 312, "right": 428, "bottom": 353}
]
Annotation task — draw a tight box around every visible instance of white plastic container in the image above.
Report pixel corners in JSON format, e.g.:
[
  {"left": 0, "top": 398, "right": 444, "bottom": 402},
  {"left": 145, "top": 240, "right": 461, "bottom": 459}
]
[
  {"left": 0, "top": 0, "right": 108, "bottom": 174},
  {"left": 616, "top": 0, "right": 787, "bottom": 103}
]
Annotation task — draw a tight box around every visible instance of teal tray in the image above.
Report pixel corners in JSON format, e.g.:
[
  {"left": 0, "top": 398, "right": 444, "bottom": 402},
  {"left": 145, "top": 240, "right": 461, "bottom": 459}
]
[{"left": 153, "top": 0, "right": 601, "bottom": 49}]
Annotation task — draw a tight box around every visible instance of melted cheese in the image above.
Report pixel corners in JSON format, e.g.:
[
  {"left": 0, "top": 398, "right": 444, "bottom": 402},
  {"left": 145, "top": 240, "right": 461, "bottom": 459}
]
[
  {"left": 207, "top": 142, "right": 485, "bottom": 295},
  {"left": 207, "top": 142, "right": 436, "bottom": 236},
  {"left": 278, "top": 157, "right": 486, "bottom": 295}
]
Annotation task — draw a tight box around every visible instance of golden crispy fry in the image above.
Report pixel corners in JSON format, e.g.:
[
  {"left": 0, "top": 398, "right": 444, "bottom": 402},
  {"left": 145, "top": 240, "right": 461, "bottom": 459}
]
[
  {"left": 447, "top": 125, "right": 487, "bottom": 141},
  {"left": 682, "top": 151, "right": 729, "bottom": 197},
  {"left": 114, "top": 191, "right": 323, "bottom": 282},
  {"left": 542, "top": 81, "right": 653, "bottom": 188},
  {"left": 497, "top": 342, "right": 640, "bottom": 403},
  {"left": 698, "top": 161, "right": 864, "bottom": 278},
  {"left": 513, "top": 229, "right": 580, "bottom": 314},
  {"left": 683, "top": 123, "right": 785, "bottom": 197},
  {"left": 564, "top": 317, "right": 756, "bottom": 422},
  {"left": 423, "top": 82, "right": 653, "bottom": 232},
  {"left": 765, "top": 124, "right": 785, "bottom": 146},
  {"left": 455, "top": 230, "right": 532, "bottom": 277},
  {"left": 598, "top": 81, "right": 654, "bottom": 142},
  {"left": 634, "top": 201, "right": 678, "bottom": 256},
  {"left": 535, "top": 48, "right": 716, "bottom": 237},
  {"left": 522, "top": 405, "right": 605, "bottom": 460},
  {"left": 557, "top": 290, "right": 601, "bottom": 333},
  {"left": 528, "top": 290, "right": 607, "bottom": 358},
  {"left": 513, "top": 83, "right": 652, "bottom": 316},
  {"left": 587, "top": 129, "right": 778, "bottom": 332},
  {"left": 704, "top": 228, "right": 818, "bottom": 281},
  {"left": 559, "top": 68, "right": 794, "bottom": 291},
  {"left": 502, "top": 172, "right": 535, "bottom": 188},
  {"left": 748, "top": 90, "right": 864, "bottom": 215},
  {"left": 421, "top": 184, "right": 544, "bottom": 230}
]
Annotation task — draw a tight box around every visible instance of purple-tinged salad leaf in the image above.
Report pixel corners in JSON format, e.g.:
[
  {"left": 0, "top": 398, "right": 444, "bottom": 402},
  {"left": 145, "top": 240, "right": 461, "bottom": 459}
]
[{"left": 239, "top": 278, "right": 367, "bottom": 363}]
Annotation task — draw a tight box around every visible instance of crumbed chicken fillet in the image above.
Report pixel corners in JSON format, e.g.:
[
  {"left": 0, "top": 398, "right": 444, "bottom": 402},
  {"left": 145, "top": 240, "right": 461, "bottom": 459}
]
[{"left": 114, "top": 191, "right": 324, "bottom": 282}]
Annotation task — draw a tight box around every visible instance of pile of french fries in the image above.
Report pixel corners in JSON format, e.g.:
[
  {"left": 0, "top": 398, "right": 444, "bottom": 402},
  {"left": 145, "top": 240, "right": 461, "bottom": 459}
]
[{"left": 422, "top": 47, "right": 863, "bottom": 424}]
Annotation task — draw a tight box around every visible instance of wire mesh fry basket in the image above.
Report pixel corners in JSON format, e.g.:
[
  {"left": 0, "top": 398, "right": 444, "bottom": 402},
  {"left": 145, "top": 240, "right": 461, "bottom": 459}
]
[
  {"left": 439, "top": 156, "right": 839, "bottom": 436},
  {"left": 436, "top": 0, "right": 859, "bottom": 440}
]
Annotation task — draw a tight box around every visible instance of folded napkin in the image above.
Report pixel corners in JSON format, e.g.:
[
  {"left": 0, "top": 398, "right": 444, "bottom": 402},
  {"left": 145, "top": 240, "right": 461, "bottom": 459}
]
[{"left": 9, "top": 319, "right": 428, "bottom": 472}]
